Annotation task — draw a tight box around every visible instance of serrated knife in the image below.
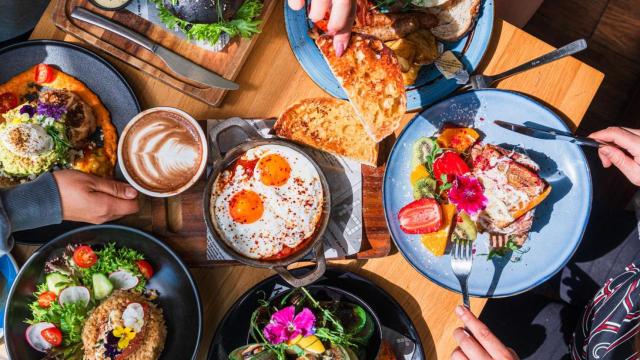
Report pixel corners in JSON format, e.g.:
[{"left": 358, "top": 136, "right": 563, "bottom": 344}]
[
  {"left": 71, "top": 7, "right": 239, "bottom": 90},
  {"left": 494, "top": 120, "right": 603, "bottom": 147}
]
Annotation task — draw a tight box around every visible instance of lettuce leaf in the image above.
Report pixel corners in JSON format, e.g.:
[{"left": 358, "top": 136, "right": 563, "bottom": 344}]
[{"left": 151, "top": 0, "right": 264, "bottom": 45}]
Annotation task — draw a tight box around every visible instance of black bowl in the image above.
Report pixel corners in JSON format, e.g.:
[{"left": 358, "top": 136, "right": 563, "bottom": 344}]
[{"left": 4, "top": 225, "right": 202, "bottom": 359}]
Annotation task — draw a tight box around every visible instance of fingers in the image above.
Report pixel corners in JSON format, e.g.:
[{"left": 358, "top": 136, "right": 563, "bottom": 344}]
[
  {"left": 453, "top": 328, "right": 491, "bottom": 360},
  {"left": 333, "top": 31, "right": 351, "bottom": 57},
  {"left": 93, "top": 192, "right": 140, "bottom": 223},
  {"left": 598, "top": 145, "right": 640, "bottom": 185},
  {"left": 451, "top": 346, "right": 470, "bottom": 360},
  {"left": 309, "top": 0, "right": 331, "bottom": 22},
  {"left": 455, "top": 305, "right": 516, "bottom": 360},
  {"left": 589, "top": 127, "right": 640, "bottom": 156},
  {"left": 327, "top": 0, "right": 353, "bottom": 34},
  {"left": 90, "top": 178, "right": 138, "bottom": 200},
  {"left": 287, "top": 0, "right": 305, "bottom": 10}
]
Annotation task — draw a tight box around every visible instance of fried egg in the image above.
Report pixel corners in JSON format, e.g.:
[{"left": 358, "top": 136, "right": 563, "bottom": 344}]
[{"left": 211, "top": 144, "right": 324, "bottom": 259}]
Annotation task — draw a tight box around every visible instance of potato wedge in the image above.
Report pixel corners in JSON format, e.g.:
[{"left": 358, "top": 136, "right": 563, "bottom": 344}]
[{"left": 407, "top": 29, "right": 439, "bottom": 65}]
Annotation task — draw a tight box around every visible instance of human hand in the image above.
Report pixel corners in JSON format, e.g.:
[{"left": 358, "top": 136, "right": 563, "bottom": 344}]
[
  {"left": 452, "top": 305, "right": 519, "bottom": 360},
  {"left": 589, "top": 127, "right": 640, "bottom": 186},
  {"left": 288, "top": 0, "right": 356, "bottom": 56},
  {"left": 53, "top": 170, "right": 139, "bottom": 224}
]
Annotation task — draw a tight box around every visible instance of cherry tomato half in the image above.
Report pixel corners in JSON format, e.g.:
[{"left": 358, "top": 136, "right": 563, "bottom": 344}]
[
  {"left": 41, "top": 326, "right": 63, "bottom": 347},
  {"left": 37, "top": 291, "right": 57, "bottom": 308},
  {"left": 73, "top": 245, "right": 98, "bottom": 268},
  {"left": 0, "top": 92, "right": 18, "bottom": 113},
  {"left": 136, "top": 260, "right": 154, "bottom": 279},
  {"left": 34, "top": 64, "right": 56, "bottom": 84},
  {"left": 398, "top": 198, "right": 443, "bottom": 234}
]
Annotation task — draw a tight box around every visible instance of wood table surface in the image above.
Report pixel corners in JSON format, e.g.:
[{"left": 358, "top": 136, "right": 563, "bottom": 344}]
[{"left": 4, "top": 1, "right": 604, "bottom": 359}]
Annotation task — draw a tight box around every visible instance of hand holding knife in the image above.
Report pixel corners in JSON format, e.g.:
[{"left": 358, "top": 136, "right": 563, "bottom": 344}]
[{"left": 494, "top": 120, "right": 613, "bottom": 148}]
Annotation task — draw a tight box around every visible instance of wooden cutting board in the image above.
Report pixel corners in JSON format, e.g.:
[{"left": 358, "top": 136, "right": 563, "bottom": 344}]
[
  {"left": 52, "top": 0, "right": 277, "bottom": 106},
  {"left": 147, "top": 121, "right": 392, "bottom": 266}
]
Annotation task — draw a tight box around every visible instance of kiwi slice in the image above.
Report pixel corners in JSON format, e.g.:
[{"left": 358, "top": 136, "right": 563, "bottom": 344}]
[
  {"left": 412, "top": 137, "right": 437, "bottom": 167},
  {"left": 453, "top": 212, "right": 478, "bottom": 241},
  {"left": 413, "top": 177, "right": 437, "bottom": 200}
]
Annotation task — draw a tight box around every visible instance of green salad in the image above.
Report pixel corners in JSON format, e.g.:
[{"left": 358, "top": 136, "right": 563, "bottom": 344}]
[{"left": 24, "top": 243, "right": 155, "bottom": 359}]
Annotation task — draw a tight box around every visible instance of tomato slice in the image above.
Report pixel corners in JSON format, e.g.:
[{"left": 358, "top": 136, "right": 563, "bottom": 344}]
[
  {"left": 37, "top": 291, "right": 57, "bottom": 308},
  {"left": 0, "top": 92, "right": 18, "bottom": 113},
  {"left": 433, "top": 151, "right": 470, "bottom": 183},
  {"left": 34, "top": 64, "right": 56, "bottom": 84},
  {"left": 41, "top": 326, "right": 63, "bottom": 347},
  {"left": 136, "top": 260, "right": 154, "bottom": 279},
  {"left": 73, "top": 245, "right": 98, "bottom": 268},
  {"left": 398, "top": 198, "right": 443, "bottom": 234}
]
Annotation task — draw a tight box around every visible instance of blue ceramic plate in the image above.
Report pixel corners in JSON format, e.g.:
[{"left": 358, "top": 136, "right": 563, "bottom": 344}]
[
  {"left": 284, "top": 0, "right": 494, "bottom": 111},
  {"left": 383, "top": 89, "right": 592, "bottom": 297},
  {"left": 0, "top": 254, "right": 18, "bottom": 336}
]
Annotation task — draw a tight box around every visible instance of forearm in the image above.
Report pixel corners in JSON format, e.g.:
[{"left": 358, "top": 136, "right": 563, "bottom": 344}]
[{"left": 0, "top": 172, "right": 63, "bottom": 234}]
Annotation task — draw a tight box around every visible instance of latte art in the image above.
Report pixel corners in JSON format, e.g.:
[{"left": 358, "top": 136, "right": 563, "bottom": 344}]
[{"left": 121, "top": 110, "right": 205, "bottom": 194}]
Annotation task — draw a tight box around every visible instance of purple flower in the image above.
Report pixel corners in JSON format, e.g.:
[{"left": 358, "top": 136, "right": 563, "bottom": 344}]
[
  {"left": 36, "top": 102, "right": 65, "bottom": 120},
  {"left": 448, "top": 175, "right": 488, "bottom": 215},
  {"left": 263, "top": 306, "right": 316, "bottom": 344},
  {"left": 19, "top": 105, "right": 35, "bottom": 117}
]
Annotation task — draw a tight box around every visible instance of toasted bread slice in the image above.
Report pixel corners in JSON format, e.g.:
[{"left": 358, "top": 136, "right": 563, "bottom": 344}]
[
  {"left": 316, "top": 34, "right": 406, "bottom": 142},
  {"left": 471, "top": 144, "right": 550, "bottom": 229},
  {"left": 428, "top": 0, "right": 481, "bottom": 42},
  {"left": 275, "top": 98, "right": 379, "bottom": 166}
]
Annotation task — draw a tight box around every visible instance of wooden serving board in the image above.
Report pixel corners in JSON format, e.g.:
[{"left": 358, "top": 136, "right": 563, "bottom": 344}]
[
  {"left": 147, "top": 121, "right": 392, "bottom": 267},
  {"left": 52, "top": 0, "right": 277, "bottom": 106}
]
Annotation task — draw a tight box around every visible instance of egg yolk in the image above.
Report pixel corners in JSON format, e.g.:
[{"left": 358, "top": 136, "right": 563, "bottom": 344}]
[
  {"left": 229, "top": 190, "right": 264, "bottom": 224},
  {"left": 257, "top": 154, "right": 291, "bottom": 186}
]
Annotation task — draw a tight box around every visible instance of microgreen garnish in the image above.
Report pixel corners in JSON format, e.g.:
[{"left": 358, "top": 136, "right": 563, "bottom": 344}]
[
  {"left": 486, "top": 238, "right": 530, "bottom": 262},
  {"left": 425, "top": 139, "right": 443, "bottom": 175}
]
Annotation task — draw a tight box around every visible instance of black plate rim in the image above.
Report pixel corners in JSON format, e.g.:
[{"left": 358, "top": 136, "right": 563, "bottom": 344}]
[
  {"left": 0, "top": 39, "right": 141, "bottom": 245},
  {"left": 207, "top": 266, "right": 424, "bottom": 360},
  {"left": 4, "top": 224, "right": 203, "bottom": 360}
]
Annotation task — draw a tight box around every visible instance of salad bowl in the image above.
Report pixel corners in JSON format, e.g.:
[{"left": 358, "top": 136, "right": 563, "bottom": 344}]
[{"left": 4, "top": 224, "right": 202, "bottom": 359}]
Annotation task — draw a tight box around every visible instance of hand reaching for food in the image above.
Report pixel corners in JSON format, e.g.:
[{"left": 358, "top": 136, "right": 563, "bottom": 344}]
[
  {"left": 288, "top": 0, "right": 356, "bottom": 56},
  {"left": 452, "top": 305, "right": 519, "bottom": 360},
  {"left": 53, "top": 170, "right": 139, "bottom": 224},
  {"left": 589, "top": 127, "right": 640, "bottom": 186}
]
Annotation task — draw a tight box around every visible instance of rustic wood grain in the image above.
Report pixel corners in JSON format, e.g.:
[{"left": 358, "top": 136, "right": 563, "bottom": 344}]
[
  {"left": 53, "top": 0, "right": 277, "bottom": 106},
  {"left": 8, "top": 2, "right": 606, "bottom": 359}
]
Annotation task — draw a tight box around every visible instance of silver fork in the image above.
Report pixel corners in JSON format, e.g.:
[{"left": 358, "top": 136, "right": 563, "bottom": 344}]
[
  {"left": 490, "top": 233, "right": 508, "bottom": 248},
  {"left": 459, "top": 39, "right": 587, "bottom": 91},
  {"left": 451, "top": 239, "right": 473, "bottom": 308}
]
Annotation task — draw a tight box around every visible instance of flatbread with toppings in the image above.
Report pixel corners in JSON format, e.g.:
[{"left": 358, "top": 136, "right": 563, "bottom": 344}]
[{"left": 0, "top": 64, "right": 117, "bottom": 186}]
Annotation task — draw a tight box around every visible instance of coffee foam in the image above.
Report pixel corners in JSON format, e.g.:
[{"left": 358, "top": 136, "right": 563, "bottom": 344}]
[{"left": 122, "top": 111, "right": 203, "bottom": 193}]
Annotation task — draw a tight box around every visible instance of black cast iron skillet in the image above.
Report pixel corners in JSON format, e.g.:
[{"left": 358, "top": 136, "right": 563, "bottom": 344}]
[
  {"left": 203, "top": 118, "right": 330, "bottom": 287},
  {"left": 4, "top": 225, "right": 202, "bottom": 359}
]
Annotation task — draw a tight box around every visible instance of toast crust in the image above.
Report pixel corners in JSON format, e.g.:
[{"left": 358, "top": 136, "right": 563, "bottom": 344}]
[
  {"left": 275, "top": 98, "right": 379, "bottom": 166},
  {"left": 428, "top": 0, "right": 481, "bottom": 42},
  {"left": 316, "top": 34, "right": 406, "bottom": 142}
]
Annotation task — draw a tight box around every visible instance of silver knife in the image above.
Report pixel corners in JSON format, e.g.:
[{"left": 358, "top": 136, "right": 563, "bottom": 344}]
[
  {"left": 494, "top": 120, "right": 603, "bottom": 147},
  {"left": 71, "top": 7, "right": 239, "bottom": 90}
]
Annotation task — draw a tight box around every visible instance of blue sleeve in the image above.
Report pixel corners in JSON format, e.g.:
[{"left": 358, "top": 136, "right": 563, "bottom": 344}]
[{"left": 0, "top": 172, "right": 63, "bottom": 251}]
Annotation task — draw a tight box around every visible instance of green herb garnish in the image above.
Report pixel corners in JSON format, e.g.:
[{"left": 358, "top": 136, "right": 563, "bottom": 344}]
[
  {"left": 151, "top": 0, "right": 263, "bottom": 45},
  {"left": 79, "top": 243, "right": 146, "bottom": 292}
]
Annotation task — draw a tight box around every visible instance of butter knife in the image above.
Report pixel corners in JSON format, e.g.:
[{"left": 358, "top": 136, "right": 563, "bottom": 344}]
[
  {"left": 71, "top": 7, "right": 239, "bottom": 90},
  {"left": 494, "top": 120, "right": 603, "bottom": 147}
]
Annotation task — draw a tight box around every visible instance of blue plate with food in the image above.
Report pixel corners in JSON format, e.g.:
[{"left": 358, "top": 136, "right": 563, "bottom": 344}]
[
  {"left": 284, "top": 0, "right": 494, "bottom": 111},
  {"left": 209, "top": 267, "right": 425, "bottom": 360},
  {"left": 383, "top": 89, "right": 592, "bottom": 297},
  {"left": 4, "top": 225, "right": 202, "bottom": 359}
]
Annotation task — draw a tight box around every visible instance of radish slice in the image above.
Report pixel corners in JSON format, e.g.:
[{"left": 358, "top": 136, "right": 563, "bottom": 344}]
[
  {"left": 25, "top": 322, "right": 55, "bottom": 353},
  {"left": 58, "top": 286, "right": 90, "bottom": 307},
  {"left": 108, "top": 270, "right": 139, "bottom": 290}
]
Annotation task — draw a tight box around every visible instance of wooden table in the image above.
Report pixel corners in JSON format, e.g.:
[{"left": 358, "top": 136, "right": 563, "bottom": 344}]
[{"left": 7, "top": 1, "right": 603, "bottom": 359}]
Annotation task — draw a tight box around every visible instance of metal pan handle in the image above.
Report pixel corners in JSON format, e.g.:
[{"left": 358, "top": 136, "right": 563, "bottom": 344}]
[
  {"left": 274, "top": 241, "right": 327, "bottom": 287},
  {"left": 208, "top": 118, "right": 263, "bottom": 164}
]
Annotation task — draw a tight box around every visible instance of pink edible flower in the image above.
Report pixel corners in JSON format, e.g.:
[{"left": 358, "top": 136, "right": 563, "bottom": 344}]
[
  {"left": 263, "top": 306, "right": 316, "bottom": 344},
  {"left": 448, "top": 175, "right": 488, "bottom": 215}
]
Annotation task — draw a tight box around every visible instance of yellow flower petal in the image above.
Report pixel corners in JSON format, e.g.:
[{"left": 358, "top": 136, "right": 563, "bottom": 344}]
[
  {"left": 117, "top": 338, "right": 129, "bottom": 350},
  {"left": 113, "top": 326, "right": 125, "bottom": 337}
]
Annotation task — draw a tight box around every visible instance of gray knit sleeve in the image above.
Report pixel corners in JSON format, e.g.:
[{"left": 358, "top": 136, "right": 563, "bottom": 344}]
[{"left": 0, "top": 172, "right": 63, "bottom": 251}]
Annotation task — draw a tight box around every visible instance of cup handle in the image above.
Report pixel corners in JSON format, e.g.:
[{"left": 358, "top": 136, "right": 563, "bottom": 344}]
[
  {"left": 208, "top": 118, "right": 263, "bottom": 164},
  {"left": 274, "top": 241, "right": 327, "bottom": 287}
]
